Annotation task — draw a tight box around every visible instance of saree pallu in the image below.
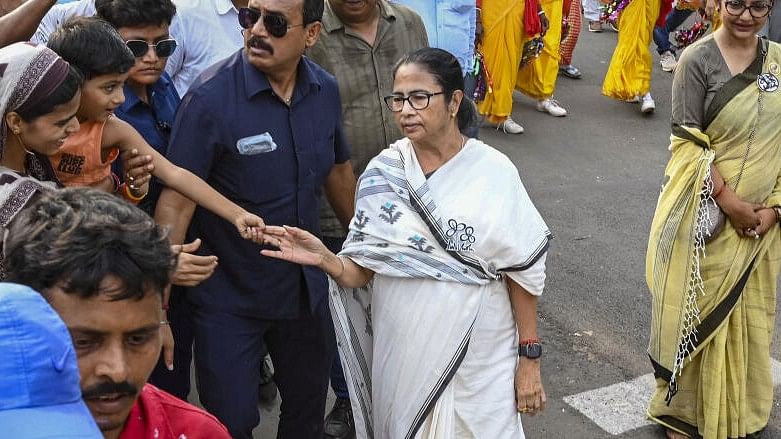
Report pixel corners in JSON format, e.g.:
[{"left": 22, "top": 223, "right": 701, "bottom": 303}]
[
  {"left": 646, "top": 40, "right": 781, "bottom": 439},
  {"left": 516, "top": 0, "right": 564, "bottom": 99},
  {"left": 477, "top": 0, "right": 526, "bottom": 123},
  {"left": 330, "top": 138, "right": 551, "bottom": 438},
  {"left": 560, "top": 0, "right": 582, "bottom": 66},
  {"left": 602, "top": 0, "right": 660, "bottom": 100}
]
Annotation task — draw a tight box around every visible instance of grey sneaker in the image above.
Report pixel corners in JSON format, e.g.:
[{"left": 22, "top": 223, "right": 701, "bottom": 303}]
[{"left": 659, "top": 50, "right": 677, "bottom": 72}]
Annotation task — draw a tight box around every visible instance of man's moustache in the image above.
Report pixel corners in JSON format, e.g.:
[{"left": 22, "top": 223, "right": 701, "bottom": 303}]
[
  {"left": 248, "top": 36, "right": 274, "bottom": 55},
  {"left": 82, "top": 380, "right": 139, "bottom": 399}
]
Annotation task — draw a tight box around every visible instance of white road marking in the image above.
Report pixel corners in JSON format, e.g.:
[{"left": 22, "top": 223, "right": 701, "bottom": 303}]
[{"left": 562, "top": 358, "right": 781, "bottom": 436}]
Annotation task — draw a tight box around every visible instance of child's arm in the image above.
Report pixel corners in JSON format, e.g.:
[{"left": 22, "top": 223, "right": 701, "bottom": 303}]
[{"left": 102, "top": 117, "right": 265, "bottom": 240}]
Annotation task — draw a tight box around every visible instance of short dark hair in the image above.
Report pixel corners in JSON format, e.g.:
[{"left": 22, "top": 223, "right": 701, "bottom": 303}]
[
  {"left": 15, "top": 65, "right": 83, "bottom": 122},
  {"left": 5, "top": 188, "right": 176, "bottom": 301},
  {"left": 95, "top": 0, "right": 177, "bottom": 29},
  {"left": 393, "top": 48, "right": 478, "bottom": 134},
  {"left": 47, "top": 16, "right": 135, "bottom": 79},
  {"left": 303, "top": 0, "right": 324, "bottom": 24}
]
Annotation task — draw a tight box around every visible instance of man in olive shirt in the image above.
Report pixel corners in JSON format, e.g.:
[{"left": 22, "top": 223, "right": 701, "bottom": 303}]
[{"left": 307, "top": 1, "right": 427, "bottom": 437}]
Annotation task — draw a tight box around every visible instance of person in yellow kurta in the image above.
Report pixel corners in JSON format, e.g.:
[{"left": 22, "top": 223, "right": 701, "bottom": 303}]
[
  {"left": 645, "top": 2, "right": 781, "bottom": 437},
  {"left": 602, "top": 0, "right": 661, "bottom": 113},
  {"left": 477, "top": 0, "right": 566, "bottom": 135}
]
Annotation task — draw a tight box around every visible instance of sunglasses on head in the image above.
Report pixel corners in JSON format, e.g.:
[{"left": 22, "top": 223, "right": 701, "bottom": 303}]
[
  {"left": 125, "top": 38, "right": 177, "bottom": 58},
  {"left": 238, "top": 7, "right": 304, "bottom": 38}
]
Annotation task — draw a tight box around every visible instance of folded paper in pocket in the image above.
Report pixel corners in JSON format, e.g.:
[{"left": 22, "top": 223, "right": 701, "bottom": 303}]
[{"left": 236, "top": 132, "right": 278, "bottom": 155}]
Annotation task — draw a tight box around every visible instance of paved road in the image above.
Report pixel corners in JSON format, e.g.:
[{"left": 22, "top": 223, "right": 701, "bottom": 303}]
[{"left": 188, "top": 26, "right": 781, "bottom": 439}]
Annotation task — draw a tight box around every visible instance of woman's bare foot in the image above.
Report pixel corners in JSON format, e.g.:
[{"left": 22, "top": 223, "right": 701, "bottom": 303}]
[{"left": 665, "top": 428, "right": 689, "bottom": 439}]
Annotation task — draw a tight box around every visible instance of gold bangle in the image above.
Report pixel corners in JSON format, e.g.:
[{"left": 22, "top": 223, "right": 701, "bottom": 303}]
[
  {"left": 123, "top": 183, "right": 146, "bottom": 203},
  {"left": 160, "top": 320, "right": 170, "bottom": 326}
]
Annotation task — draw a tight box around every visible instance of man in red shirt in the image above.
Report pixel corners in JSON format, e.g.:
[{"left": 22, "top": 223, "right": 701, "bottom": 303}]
[{"left": 4, "top": 188, "right": 231, "bottom": 439}]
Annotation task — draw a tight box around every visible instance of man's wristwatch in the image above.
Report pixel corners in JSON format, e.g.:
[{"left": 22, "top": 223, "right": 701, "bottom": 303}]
[{"left": 518, "top": 341, "right": 542, "bottom": 359}]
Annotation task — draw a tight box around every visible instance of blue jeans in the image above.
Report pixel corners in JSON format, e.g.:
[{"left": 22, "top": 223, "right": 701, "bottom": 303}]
[
  {"left": 653, "top": 8, "right": 695, "bottom": 54},
  {"left": 323, "top": 236, "right": 350, "bottom": 399}
]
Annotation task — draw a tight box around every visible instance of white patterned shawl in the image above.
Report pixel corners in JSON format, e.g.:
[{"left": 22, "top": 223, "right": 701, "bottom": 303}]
[{"left": 330, "top": 138, "right": 551, "bottom": 439}]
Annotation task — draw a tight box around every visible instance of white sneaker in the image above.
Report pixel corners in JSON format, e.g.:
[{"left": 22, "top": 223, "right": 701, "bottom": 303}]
[
  {"left": 641, "top": 93, "right": 655, "bottom": 114},
  {"left": 497, "top": 117, "right": 524, "bottom": 134},
  {"left": 659, "top": 50, "right": 677, "bottom": 72},
  {"left": 536, "top": 98, "right": 568, "bottom": 117}
]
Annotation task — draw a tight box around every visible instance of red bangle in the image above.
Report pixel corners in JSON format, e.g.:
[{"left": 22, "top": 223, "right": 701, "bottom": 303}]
[
  {"left": 712, "top": 181, "right": 725, "bottom": 199},
  {"left": 520, "top": 338, "right": 540, "bottom": 346},
  {"left": 162, "top": 303, "right": 170, "bottom": 311}
]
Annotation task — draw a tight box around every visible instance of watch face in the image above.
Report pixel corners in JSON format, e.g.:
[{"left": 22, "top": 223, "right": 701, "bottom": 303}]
[
  {"left": 520, "top": 343, "right": 542, "bottom": 359},
  {"left": 526, "top": 343, "right": 542, "bottom": 358}
]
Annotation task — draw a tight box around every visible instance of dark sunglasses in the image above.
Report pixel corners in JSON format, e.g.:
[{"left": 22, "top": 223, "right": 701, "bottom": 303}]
[
  {"left": 125, "top": 38, "right": 177, "bottom": 58},
  {"left": 238, "top": 7, "right": 304, "bottom": 38}
]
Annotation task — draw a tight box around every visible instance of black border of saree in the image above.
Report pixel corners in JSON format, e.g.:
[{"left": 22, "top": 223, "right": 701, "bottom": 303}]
[
  {"left": 655, "top": 415, "right": 765, "bottom": 439},
  {"left": 650, "top": 258, "right": 755, "bottom": 381}
]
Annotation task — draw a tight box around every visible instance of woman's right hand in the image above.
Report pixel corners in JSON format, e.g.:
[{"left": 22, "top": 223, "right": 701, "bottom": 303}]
[
  {"left": 719, "top": 189, "right": 762, "bottom": 236},
  {"left": 261, "top": 225, "right": 330, "bottom": 267}
]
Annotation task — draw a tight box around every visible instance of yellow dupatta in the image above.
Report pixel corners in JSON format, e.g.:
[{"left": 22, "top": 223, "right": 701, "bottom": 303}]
[{"left": 646, "top": 39, "right": 781, "bottom": 438}]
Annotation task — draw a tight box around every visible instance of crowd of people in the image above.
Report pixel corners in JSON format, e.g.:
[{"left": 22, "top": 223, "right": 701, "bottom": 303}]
[{"left": 0, "top": 0, "right": 779, "bottom": 439}]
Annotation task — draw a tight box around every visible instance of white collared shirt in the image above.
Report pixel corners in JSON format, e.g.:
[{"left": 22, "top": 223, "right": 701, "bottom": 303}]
[
  {"left": 165, "top": 0, "right": 245, "bottom": 95},
  {"left": 31, "top": 0, "right": 96, "bottom": 45}
]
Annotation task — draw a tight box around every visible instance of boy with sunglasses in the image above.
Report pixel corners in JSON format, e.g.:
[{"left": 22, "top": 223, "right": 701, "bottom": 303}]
[{"left": 95, "top": 0, "right": 179, "bottom": 217}]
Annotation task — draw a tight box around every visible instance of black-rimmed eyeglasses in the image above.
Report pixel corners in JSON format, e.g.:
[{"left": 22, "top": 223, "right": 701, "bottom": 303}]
[
  {"left": 383, "top": 91, "right": 444, "bottom": 112},
  {"left": 724, "top": 0, "right": 772, "bottom": 18},
  {"left": 238, "top": 7, "right": 304, "bottom": 38},
  {"left": 125, "top": 39, "right": 177, "bottom": 58}
]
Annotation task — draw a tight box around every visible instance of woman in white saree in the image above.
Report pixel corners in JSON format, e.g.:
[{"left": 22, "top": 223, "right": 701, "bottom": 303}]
[{"left": 261, "top": 48, "right": 551, "bottom": 439}]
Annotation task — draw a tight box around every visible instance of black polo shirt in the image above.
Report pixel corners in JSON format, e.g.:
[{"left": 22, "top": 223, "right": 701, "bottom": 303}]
[{"left": 166, "top": 50, "right": 350, "bottom": 319}]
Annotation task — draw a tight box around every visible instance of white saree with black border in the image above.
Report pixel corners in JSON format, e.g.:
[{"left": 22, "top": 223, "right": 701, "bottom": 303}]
[{"left": 330, "top": 138, "right": 551, "bottom": 439}]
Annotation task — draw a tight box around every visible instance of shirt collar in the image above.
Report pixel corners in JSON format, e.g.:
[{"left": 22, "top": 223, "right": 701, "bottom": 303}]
[
  {"left": 215, "top": 0, "right": 237, "bottom": 15},
  {"left": 119, "top": 73, "right": 173, "bottom": 112},
  {"left": 322, "top": 0, "right": 396, "bottom": 34},
  {"left": 241, "top": 51, "right": 322, "bottom": 100}
]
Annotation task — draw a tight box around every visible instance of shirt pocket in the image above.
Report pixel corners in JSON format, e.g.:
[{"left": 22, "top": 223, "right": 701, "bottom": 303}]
[{"left": 225, "top": 139, "right": 296, "bottom": 205}]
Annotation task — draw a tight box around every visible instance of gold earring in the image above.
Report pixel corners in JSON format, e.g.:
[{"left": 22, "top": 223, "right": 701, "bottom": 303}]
[{"left": 451, "top": 112, "right": 456, "bottom": 118}]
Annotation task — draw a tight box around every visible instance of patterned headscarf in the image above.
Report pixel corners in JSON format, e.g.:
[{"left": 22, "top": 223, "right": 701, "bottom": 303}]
[{"left": 0, "top": 42, "right": 71, "bottom": 158}]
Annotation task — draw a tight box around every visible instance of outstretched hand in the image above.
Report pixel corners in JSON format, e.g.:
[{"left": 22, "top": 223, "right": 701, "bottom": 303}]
[
  {"left": 260, "top": 225, "right": 328, "bottom": 267},
  {"left": 235, "top": 212, "right": 266, "bottom": 242}
]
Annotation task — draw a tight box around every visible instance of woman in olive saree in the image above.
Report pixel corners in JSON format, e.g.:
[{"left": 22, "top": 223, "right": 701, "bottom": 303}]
[{"left": 645, "top": 7, "right": 781, "bottom": 437}]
